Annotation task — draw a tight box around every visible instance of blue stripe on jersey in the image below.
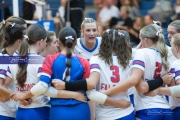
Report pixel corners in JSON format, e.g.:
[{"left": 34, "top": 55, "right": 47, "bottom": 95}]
[
  {"left": 0, "top": 69, "right": 7, "bottom": 76},
  {"left": 40, "top": 75, "right": 50, "bottom": 84},
  {"left": 80, "top": 38, "right": 98, "bottom": 52},
  {"left": 41, "top": 54, "right": 86, "bottom": 105},
  {"left": 90, "top": 64, "right": 100, "bottom": 69},
  {"left": 7, "top": 66, "right": 11, "bottom": 73},
  {"left": 133, "top": 60, "right": 145, "bottom": 68},
  {"left": 170, "top": 68, "right": 175, "bottom": 74},
  {"left": 175, "top": 70, "right": 180, "bottom": 78},
  {"left": 149, "top": 48, "right": 159, "bottom": 52}
]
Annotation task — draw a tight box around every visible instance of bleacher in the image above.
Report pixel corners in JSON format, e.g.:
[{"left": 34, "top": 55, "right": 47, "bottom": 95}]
[{"left": 0, "top": 0, "right": 177, "bottom": 22}]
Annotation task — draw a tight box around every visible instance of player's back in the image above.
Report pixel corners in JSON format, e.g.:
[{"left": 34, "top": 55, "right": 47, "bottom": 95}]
[
  {"left": 90, "top": 55, "right": 134, "bottom": 120},
  {"left": 8, "top": 53, "right": 49, "bottom": 108},
  {"left": 41, "top": 53, "right": 89, "bottom": 106},
  {"left": 133, "top": 48, "right": 170, "bottom": 111}
]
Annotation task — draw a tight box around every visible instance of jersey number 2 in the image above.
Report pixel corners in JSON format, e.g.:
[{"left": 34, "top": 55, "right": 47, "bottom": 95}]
[
  {"left": 110, "top": 66, "right": 120, "bottom": 83},
  {"left": 153, "top": 62, "right": 162, "bottom": 79}
]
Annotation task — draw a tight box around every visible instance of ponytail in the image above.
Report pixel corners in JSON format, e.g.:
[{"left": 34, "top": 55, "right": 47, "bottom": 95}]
[
  {"left": 0, "top": 21, "right": 5, "bottom": 48},
  {"left": 63, "top": 38, "right": 73, "bottom": 82},
  {"left": 16, "top": 40, "right": 29, "bottom": 88},
  {"left": 3, "top": 24, "right": 13, "bottom": 48},
  {"left": 157, "top": 34, "right": 169, "bottom": 71}
]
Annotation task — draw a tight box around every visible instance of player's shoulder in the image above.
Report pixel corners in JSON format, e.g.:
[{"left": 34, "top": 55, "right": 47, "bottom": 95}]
[
  {"left": 77, "top": 56, "right": 90, "bottom": 66},
  {"left": 96, "top": 37, "right": 102, "bottom": 43},
  {"left": 44, "top": 53, "right": 60, "bottom": 63},
  {"left": 173, "top": 59, "right": 180, "bottom": 66}
]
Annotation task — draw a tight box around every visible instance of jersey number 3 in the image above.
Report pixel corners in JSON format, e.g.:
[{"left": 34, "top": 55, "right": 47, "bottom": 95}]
[
  {"left": 154, "top": 62, "right": 162, "bottom": 79},
  {"left": 110, "top": 66, "right": 120, "bottom": 83}
]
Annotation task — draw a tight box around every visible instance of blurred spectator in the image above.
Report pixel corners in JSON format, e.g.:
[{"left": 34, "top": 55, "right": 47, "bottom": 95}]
[
  {"left": 33, "top": 0, "right": 52, "bottom": 20},
  {"left": 144, "top": 15, "right": 154, "bottom": 25},
  {"left": 98, "top": 24, "right": 105, "bottom": 36},
  {"left": 148, "top": 0, "right": 172, "bottom": 23},
  {"left": 117, "top": 0, "right": 139, "bottom": 10},
  {"left": 22, "top": 0, "right": 35, "bottom": 20},
  {"left": 56, "top": 0, "right": 67, "bottom": 23},
  {"left": 98, "top": 0, "right": 119, "bottom": 28},
  {"left": 128, "top": 16, "right": 144, "bottom": 47},
  {"left": 110, "top": 6, "right": 133, "bottom": 31},
  {"left": 64, "top": 0, "right": 85, "bottom": 37},
  {"left": 4, "top": 3, "right": 11, "bottom": 19},
  {"left": 94, "top": 0, "right": 104, "bottom": 20},
  {"left": 171, "top": 0, "right": 180, "bottom": 21},
  {"left": 0, "top": 2, "right": 11, "bottom": 20},
  {"left": 123, "top": 0, "right": 140, "bottom": 20}
]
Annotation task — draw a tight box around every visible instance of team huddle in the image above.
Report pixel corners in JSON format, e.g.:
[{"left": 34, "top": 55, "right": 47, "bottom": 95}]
[{"left": 0, "top": 16, "right": 180, "bottom": 120}]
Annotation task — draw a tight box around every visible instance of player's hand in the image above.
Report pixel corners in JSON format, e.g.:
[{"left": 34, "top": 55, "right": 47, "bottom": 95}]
[
  {"left": 52, "top": 79, "right": 65, "bottom": 90},
  {"left": 73, "top": 91, "right": 87, "bottom": 102},
  {"left": 144, "top": 88, "right": 160, "bottom": 97},
  {"left": 162, "top": 73, "right": 173, "bottom": 85},
  {"left": 10, "top": 92, "right": 26, "bottom": 101},
  {"left": 116, "top": 99, "right": 131, "bottom": 108},
  {"left": 20, "top": 99, "right": 32, "bottom": 106}
]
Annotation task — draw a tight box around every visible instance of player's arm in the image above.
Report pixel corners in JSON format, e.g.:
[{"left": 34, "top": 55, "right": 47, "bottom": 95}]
[
  {"left": 52, "top": 74, "right": 131, "bottom": 108},
  {"left": 0, "top": 77, "right": 12, "bottom": 97},
  {"left": 0, "top": 66, "right": 14, "bottom": 97},
  {"left": 135, "top": 73, "right": 173, "bottom": 94}
]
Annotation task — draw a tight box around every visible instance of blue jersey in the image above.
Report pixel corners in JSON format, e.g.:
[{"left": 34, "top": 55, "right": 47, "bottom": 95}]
[{"left": 40, "top": 53, "right": 90, "bottom": 106}]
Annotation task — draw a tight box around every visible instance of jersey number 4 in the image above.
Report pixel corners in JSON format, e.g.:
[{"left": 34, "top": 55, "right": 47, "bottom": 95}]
[
  {"left": 110, "top": 66, "right": 120, "bottom": 83},
  {"left": 153, "top": 62, "right": 162, "bottom": 79}
]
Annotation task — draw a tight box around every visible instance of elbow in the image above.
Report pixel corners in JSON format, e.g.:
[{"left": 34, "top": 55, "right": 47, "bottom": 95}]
[
  {"left": 135, "top": 82, "right": 149, "bottom": 94},
  {"left": 87, "top": 82, "right": 96, "bottom": 90},
  {"left": 136, "top": 85, "right": 148, "bottom": 94}
]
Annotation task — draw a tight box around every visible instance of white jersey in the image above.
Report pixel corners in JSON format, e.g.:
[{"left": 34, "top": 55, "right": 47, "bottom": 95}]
[
  {"left": 0, "top": 53, "right": 18, "bottom": 118},
  {"left": 90, "top": 55, "right": 134, "bottom": 120},
  {"left": 74, "top": 37, "right": 101, "bottom": 60},
  {"left": 167, "top": 46, "right": 177, "bottom": 62},
  {"left": 7, "top": 53, "right": 50, "bottom": 108},
  {"left": 133, "top": 48, "right": 170, "bottom": 111},
  {"left": 127, "top": 48, "right": 136, "bottom": 96},
  {"left": 169, "top": 59, "right": 180, "bottom": 109}
]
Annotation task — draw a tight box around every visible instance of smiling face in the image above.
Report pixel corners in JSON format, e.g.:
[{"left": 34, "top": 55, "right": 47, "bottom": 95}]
[{"left": 82, "top": 23, "right": 98, "bottom": 43}]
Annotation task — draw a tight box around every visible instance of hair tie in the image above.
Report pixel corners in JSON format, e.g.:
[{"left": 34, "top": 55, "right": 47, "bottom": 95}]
[
  {"left": 11, "top": 23, "right": 15, "bottom": 27},
  {"left": 2, "top": 19, "right": 5, "bottom": 24},
  {"left": 106, "top": 29, "right": 110, "bottom": 33},
  {"left": 65, "top": 36, "right": 74, "bottom": 40},
  {"left": 156, "top": 29, "right": 162, "bottom": 36},
  {"left": 118, "top": 32, "right": 124, "bottom": 36},
  {"left": 23, "top": 35, "right": 29, "bottom": 40}
]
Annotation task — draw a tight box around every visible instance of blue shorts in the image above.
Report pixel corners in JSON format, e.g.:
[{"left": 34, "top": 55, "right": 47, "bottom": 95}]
[
  {"left": 0, "top": 115, "right": 15, "bottom": 120},
  {"left": 15, "top": 107, "right": 49, "bottom": 120},
  {"left": 50, "top": 102, "right": 90, "bottom": 120},
  {"left": 116, "top": 111, "right": 135, "bottom": 120},
  {"left": 136, "top": 108, "right": 173, "bottom": 120},
  {"left": 172, "top": 107, "right": 180, "bottom": 120},
  {"left": 129, "top": 94, "right": 134, "bottom": 107}
]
